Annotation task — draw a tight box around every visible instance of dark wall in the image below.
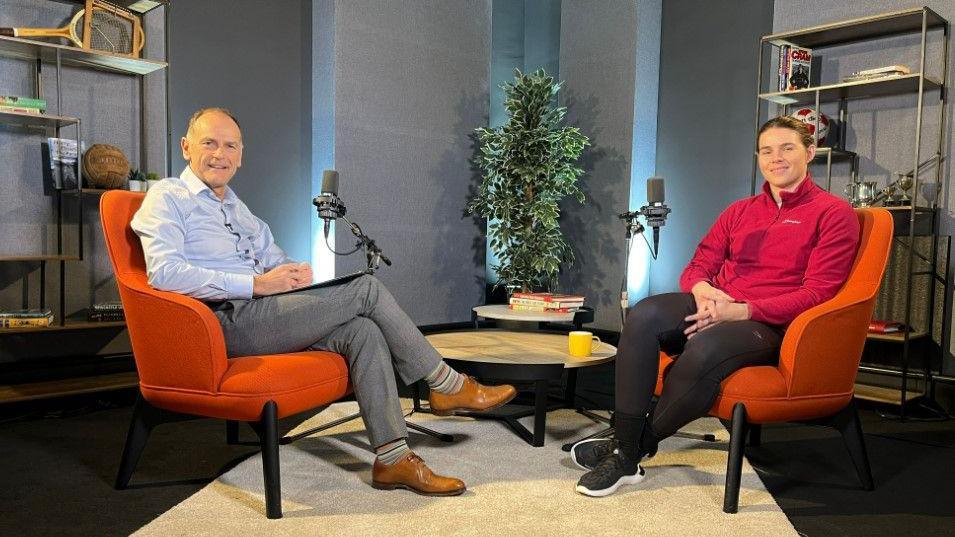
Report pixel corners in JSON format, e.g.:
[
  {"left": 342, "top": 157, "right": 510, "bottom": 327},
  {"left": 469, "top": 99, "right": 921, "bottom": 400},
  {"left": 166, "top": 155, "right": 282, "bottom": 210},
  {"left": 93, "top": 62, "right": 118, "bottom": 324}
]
[
  {"left": 168, "top": 0, "right": 312, "bottom": 263},
  {"left": 650, "top": 0, "right": 774, "bottom": 294},
  {"left": 330, "top": 0, "right": 491, "bottom": 325}
]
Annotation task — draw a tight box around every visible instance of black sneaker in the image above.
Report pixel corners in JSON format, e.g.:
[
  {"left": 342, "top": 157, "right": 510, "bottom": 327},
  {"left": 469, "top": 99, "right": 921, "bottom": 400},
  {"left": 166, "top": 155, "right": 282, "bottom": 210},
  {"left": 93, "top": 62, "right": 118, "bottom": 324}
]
[
  {"left": 575, "top": 449, "right": 645, "bottom": 497},
  {"left": 571, "top": 438, "right": 615, "bottom": 471}
]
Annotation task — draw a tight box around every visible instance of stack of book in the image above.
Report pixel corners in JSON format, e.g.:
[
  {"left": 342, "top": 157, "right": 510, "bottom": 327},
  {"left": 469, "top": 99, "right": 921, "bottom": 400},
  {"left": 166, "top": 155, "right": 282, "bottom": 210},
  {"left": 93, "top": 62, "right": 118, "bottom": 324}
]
[
  {"left": 776, "top": 42, "right": 812, "bottom": 91},
  {"left": 0, "top": 95, "right": 47, "bottom": 115},
  {"left": 508, "top": 292, "right": 585, "bottom": 313},
  {"left": 88, "top": 301, "right": 125, "bottom": 322},
  {"left": 0, "top": 309, "right": 54, "bottom": 328},
  {"left": 843, "top": 65, "right": 911, "bottom": 83}
]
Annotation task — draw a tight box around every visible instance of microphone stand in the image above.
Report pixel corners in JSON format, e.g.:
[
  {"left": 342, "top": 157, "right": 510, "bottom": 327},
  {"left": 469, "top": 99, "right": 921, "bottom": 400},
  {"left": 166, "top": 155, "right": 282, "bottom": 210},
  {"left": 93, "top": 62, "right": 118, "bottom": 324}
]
[{"left": 342, "top": 217, "right": 392, "bottom": 274}]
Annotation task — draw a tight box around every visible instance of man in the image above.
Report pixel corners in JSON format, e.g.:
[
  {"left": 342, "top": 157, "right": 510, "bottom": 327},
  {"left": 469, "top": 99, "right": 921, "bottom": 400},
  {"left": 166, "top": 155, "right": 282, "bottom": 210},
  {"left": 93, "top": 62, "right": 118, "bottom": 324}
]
[
  {"left": 131, "top": 107, "right": 516, "bottom": 496},
  {"left": 571, "top": 116, "right": 860, "bottom": 497}
]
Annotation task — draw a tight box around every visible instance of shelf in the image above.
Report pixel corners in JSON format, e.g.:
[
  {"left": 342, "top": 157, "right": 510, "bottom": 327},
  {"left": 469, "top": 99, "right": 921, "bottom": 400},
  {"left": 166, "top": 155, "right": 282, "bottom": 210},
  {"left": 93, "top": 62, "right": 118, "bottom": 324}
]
[
  {"left": 0, "top": 371, "right": 138, "bottom": 403},
  {"left": 48, "top": 0, "right": 168, "bottom": 14},
  {"left": 0, "top": 109, "right": 78, "bottom": 128},
  {"left": 813, "top": 147, "right": 856, "bottom": 161},
  {"left": 760, "top": 74, "right": 943, "bottom": 105},
  {"left": 0, "top": 319, "right": 125, "bottom": 335},
  {"left": 0, "top": 255, "right": 80, "bottom": 261},
  {"left": 765, "top": 7, "right": 946, "bottom": 48},
  {"left": 60, "top": 188, "right": 119, "bottom": 195},
  {"left": 0, "top": 34, "right": 167, "bottom": 76},
  {"left": 853, "top": 382, "right": 920, "bottom": 405},
  {"left": 866, "top": 330, "right": 929, "bottom": 343}
]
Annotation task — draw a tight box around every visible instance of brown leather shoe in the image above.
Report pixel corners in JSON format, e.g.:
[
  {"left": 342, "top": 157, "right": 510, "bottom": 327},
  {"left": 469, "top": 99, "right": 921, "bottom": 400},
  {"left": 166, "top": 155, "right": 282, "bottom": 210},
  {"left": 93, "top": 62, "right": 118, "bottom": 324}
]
[
  {"left": 429, "top": 376, "right": 517, "bottom": 416},
  {"left": 372, "top": 452, "right": 466, "bottom": 496}
]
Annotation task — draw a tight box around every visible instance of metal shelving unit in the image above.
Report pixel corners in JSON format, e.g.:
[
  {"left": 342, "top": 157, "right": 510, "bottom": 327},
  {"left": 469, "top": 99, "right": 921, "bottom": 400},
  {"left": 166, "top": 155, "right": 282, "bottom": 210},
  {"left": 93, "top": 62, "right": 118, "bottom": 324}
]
[
  {"left": 0, "top": 20, "right": 167, "bottom": 335},
  {"left": 753, "top": 7, "right": 950, "bottom": 414}
]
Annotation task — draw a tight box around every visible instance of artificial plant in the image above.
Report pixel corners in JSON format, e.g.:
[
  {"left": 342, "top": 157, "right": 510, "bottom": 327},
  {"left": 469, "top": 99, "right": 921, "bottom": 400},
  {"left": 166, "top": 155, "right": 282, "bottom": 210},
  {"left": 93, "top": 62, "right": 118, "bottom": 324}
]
[{"left": 467, "top": 68, "right": 589, "bottom": 292}]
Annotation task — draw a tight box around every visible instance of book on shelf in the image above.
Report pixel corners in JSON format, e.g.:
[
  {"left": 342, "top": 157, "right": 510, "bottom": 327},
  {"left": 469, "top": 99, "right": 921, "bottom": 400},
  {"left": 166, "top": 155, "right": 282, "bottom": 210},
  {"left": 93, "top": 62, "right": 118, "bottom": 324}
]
[
  {"left": 0, "top": 308, "right": 53, "bottom": 318},
  {"left": 868, "top": 320, "right": 908, "bottom": 334},
  {"left": 91, "top": 301, "right": 124, "bottom": 312},
  {"left": 0, "top": 105, "right": 42, "bottom": 115},
  {"left": 843, "top": 64, "right": 911, "bottom": 83},
  {"left": 779, "top": 42, "right": 811, "bottom": 91},
  {"left": 0, "top": 95, "right": 47, "bottom": 109},
  {"left": 1, "top": 315, "right": 53, "bottom": 328},
  {"left": 508, "top": 304, "right": 578, "bottom": 314},
  {"left": 87, "top": 311, "right": 125, "bottom": 322},
  {"left": 777, "top": 44, "right": 790, "bottom": 91},
  {"left": 43, "top": 137, "right": 79, "bottom": 190}
]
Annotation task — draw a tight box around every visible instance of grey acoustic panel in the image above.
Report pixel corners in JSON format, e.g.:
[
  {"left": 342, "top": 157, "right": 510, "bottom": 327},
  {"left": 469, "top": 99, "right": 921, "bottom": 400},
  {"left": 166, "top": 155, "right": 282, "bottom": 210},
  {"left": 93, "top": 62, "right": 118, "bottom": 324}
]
[
  {"left": 558, "top": 1, "right": 637, "bottom": 330},
  {"left": 332, "top": 0, "right": 491, "bottom": 325},
  {"left": 651, "top": 0, "right": 773, "bottom": 297},
  {"left": 169, "top": 0, "right": 312, "bottom": 263}
]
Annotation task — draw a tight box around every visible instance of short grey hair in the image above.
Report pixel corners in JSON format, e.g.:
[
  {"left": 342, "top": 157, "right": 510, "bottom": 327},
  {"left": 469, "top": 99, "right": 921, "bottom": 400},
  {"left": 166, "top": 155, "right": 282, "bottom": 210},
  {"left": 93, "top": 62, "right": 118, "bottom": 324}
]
[{"left": 186, "top": 107, "right": 241, "bottom": 137}]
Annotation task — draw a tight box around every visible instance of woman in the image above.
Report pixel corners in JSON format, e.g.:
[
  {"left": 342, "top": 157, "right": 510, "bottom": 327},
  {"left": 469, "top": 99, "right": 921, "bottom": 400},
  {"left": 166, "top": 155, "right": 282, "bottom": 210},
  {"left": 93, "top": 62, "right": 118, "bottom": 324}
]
[{"left": 574, "top": 116, "right": 860, "bottom": 497}]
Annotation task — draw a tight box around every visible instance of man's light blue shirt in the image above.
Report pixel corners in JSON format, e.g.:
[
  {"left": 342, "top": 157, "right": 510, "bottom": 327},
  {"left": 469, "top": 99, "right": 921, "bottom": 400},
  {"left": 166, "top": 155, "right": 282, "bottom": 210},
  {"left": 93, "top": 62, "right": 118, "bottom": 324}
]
[{"left": 130, "top": 166, "right": 294, "bottom": 300}]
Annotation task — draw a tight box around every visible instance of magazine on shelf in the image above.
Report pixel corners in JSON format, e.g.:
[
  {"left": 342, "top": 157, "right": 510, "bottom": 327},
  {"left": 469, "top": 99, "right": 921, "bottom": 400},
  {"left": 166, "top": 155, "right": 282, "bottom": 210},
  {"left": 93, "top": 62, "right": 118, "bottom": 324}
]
[{"left": 43, "top": 137, "right": 79, "bottom": 190}]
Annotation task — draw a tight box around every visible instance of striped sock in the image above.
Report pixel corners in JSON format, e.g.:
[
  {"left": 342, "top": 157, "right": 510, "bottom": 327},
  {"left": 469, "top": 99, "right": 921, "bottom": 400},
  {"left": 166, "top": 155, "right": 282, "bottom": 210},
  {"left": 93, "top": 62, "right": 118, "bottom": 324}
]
[
  {"left": 375, "top": 438, "right": 411, "bottom": 465},
  {"left": 425, "top": 362, "right": 465, "bottom": 395}
]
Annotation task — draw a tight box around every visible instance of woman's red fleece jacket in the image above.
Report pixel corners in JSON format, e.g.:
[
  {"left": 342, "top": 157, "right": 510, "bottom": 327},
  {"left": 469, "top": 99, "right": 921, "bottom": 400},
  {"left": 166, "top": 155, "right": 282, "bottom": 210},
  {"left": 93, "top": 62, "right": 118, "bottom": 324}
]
[{"left": 679, "top": 176, "right": 860, "bottom": 326}]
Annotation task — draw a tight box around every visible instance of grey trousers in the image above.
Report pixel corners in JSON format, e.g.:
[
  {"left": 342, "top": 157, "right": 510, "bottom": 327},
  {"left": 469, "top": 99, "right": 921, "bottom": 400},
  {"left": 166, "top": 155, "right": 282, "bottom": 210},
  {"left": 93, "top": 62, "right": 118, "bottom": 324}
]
[{"left": 210, "top": 274, "right": 443, "bottom": 447}]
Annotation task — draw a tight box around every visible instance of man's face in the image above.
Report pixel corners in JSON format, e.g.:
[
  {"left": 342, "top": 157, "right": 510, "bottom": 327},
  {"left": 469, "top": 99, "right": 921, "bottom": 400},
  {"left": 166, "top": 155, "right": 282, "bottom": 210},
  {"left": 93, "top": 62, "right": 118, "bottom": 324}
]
[
  {"left": 181, "top": 111, "right": 243, "bottom": 196},
  {"left": 757, "top": 127, "right": 815, "bottom": 193}
]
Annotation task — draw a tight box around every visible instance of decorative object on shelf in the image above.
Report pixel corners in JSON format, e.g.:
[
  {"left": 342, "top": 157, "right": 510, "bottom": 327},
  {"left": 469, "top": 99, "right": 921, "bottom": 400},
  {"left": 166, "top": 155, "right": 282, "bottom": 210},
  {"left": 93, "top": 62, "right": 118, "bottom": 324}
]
[
  {"left": 843, "top": 65, "right": 911, "bottom": 83},
  {"left": 145, "top": 171, "right": 161, "bottom": 190},
  {"left": 880, "top": 182, "right": 901, "bottom": 206},
  {"left": 467, "top": 68, "right": 590, "bottom": 293},
  {"left": 844, "top": 181, "right": 877, "bottom": 208},
  {"left": 44, "top": 137, "right": 79, "bottom": 190},
  {"left": 0, "top": 1, "right": 144, "bottom": 58},
  {"left": 896, "top": 173, "right": 913, "bottom": 206},
  {"left": 790, "top": 108, "right": 830, "bottom": 146},
  {"left": 83, "top": 144, "right": 129, "bottom": 189},
  {"left": 868, "top": 319, "right": 907, "bottom": 334},
  {"left": 127, "top": 168, "right": 146, "bottom": 191}
]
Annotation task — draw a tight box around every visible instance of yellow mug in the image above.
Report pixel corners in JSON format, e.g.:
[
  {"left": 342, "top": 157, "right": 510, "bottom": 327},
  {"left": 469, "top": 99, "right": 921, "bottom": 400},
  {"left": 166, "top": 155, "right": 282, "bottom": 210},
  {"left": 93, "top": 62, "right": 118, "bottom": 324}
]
[{"left": 568, "top": 331, "right": 601, "bottom": 357}]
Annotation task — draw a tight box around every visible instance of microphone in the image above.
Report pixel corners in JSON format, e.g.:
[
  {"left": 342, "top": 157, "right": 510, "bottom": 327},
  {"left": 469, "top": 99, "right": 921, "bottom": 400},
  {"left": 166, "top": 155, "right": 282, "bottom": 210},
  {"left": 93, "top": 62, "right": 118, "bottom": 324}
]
[
  {"left": 641, "top": 177, "right": 671, "bottom": 256},
  {"left": 313, "top": 170, "right": 347, "bottom": 238}
]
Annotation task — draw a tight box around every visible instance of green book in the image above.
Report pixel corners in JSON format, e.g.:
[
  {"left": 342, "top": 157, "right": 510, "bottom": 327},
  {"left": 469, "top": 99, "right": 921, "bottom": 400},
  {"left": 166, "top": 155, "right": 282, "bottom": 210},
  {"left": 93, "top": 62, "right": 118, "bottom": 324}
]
[
  {"left": 0, "top": 308, "right": 54, "bottom": 318},
  {"left": 0, "top": 95, "right": 46, "bottom": 109}
]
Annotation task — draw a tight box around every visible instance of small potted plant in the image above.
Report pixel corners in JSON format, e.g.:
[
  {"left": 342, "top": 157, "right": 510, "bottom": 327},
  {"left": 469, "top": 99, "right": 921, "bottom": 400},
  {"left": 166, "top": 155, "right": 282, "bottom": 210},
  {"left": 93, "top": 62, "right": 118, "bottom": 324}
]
[
  {"left": 127, "top": 169, "right": 146, "bottom": 192},
  {"left": 145, "top": 172, "right": 162, "bottom": 190}
]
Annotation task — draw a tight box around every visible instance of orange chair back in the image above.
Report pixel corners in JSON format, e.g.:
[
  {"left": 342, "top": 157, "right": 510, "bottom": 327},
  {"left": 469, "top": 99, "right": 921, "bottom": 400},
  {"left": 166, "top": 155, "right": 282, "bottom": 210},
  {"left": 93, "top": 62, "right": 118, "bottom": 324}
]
[
  {"left": 100, "top": 191, "right": 229, "bottom": 394},
  {"left": 778, "top": 208, "right": 894, "bottom": 399}
]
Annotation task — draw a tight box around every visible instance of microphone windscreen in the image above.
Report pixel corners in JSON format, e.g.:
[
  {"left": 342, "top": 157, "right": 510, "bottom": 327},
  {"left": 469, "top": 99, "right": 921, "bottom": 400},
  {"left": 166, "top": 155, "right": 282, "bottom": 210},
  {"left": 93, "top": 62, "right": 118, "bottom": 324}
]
[
  {"left": 647, "top": 177, "right": 665, "bottom": 204},
  {"left": 321, "top": 170, "right": 339, "bottom": 195}
]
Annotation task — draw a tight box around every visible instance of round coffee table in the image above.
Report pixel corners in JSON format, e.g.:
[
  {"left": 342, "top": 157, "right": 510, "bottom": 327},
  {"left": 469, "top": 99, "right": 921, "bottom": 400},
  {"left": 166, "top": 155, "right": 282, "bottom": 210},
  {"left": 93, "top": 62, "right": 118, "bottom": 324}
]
[{"left": 425, "top": 329, "right": 615, "bottom": 446}]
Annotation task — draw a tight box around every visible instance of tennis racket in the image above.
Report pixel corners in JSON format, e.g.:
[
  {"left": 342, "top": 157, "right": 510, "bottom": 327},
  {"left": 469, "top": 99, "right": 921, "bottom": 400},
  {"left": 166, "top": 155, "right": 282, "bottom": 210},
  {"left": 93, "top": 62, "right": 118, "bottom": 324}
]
[{"left": 0, "top": 1, "right": 144, "bottom": 58}]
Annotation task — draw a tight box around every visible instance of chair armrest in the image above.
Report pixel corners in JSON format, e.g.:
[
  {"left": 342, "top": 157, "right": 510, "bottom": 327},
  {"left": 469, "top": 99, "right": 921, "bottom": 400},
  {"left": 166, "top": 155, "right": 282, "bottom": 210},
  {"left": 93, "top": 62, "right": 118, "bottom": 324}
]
[
  {"left": 119, "top": 273, "right": 230, "bottom": 393},
  {"left": 777, "top": 290, "right": 876, "bottom": 398}
]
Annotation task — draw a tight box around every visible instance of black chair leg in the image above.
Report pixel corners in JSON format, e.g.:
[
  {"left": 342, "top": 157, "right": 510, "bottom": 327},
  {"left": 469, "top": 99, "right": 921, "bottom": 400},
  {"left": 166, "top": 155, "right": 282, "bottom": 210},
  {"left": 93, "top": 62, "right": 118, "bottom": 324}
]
[
  {"left": 830, "top": 401, "right": 875, "bottom": 491},
  {"left": 115, "top": 394, "right": 161, "bottom": 489},
  {"left": 748, "top": 424, "right": 762, "bottom": 447},
  {"left": 226, "top": 420, "right": 240, "bottom": 445},
  {"left": 253, "top": 401, "right": 282, "bottom": 519},
  {"left": 723, "top": 402, "right": 748, "bottom": 514}
]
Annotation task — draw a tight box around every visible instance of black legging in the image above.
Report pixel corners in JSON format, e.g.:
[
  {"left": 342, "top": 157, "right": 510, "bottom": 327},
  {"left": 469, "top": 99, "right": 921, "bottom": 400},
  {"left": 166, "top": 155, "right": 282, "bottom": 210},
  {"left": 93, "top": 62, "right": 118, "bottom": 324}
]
[{"left": 616, "top": 293, "right": 784, "bottom": 440}]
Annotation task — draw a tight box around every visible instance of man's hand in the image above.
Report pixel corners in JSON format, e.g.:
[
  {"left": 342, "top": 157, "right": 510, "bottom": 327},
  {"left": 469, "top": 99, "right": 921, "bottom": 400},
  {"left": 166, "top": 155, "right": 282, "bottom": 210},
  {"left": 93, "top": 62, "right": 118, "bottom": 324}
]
[
  {"left": 252, "top": 262, "right": 313, "bottom": 296},
  {"left": 684, "top": 300, "right": 751, "bottom": 337}
]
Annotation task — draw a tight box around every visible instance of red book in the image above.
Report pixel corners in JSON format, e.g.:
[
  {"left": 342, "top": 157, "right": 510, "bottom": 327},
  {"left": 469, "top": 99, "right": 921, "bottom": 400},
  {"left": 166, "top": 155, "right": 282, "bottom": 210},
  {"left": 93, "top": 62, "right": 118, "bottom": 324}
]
[
  {"left": 868, "top": 320, "right": 906, "bottom": 334},
  {"left": 511, "top": 292, "right": 585, "bottom": 303}
]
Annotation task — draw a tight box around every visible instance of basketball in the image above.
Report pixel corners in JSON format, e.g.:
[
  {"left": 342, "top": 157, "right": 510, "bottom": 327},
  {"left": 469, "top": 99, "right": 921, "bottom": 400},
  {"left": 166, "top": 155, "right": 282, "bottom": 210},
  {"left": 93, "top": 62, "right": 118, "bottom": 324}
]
[
  {"left": 790, "top": 108, "right": 830, "bottom": 146},
  {"left": 82, "top": 144, "right": 130, "bottom": 189}
]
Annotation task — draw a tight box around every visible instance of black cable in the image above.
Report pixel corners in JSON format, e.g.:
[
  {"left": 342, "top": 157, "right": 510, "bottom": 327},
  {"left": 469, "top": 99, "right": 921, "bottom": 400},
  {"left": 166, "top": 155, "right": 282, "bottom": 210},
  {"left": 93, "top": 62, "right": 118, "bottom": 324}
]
[{"left": 322, "top": 220, "right": 362, "bottom": 256}]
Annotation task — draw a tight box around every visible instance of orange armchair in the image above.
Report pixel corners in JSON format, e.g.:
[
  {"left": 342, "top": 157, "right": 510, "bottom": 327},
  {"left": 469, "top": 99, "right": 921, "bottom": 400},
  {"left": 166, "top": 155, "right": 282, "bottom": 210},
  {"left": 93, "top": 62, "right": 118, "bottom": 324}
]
[
  {"left": 655, "top": 208, "right": 893, "bottom": 513},
  {"left": 101, "top": 190, "right": 351, "bottom": 519}
]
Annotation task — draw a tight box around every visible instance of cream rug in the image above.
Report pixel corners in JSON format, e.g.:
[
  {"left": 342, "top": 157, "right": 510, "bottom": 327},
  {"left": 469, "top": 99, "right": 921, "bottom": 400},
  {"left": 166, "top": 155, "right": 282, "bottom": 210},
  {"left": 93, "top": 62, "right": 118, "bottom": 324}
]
[{"left": 134, "top": 401, "right": 797, "bottom": 537}]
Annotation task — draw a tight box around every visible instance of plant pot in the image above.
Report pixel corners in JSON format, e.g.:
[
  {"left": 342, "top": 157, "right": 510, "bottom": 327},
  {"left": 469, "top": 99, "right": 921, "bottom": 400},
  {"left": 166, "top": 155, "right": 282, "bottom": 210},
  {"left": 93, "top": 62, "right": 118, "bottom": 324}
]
[
  {"left": 128, "top": 179, "right": 146, "bottom": 192},
  {"left": 146, "top": 179, "right": 161, "bottom": 191}
]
